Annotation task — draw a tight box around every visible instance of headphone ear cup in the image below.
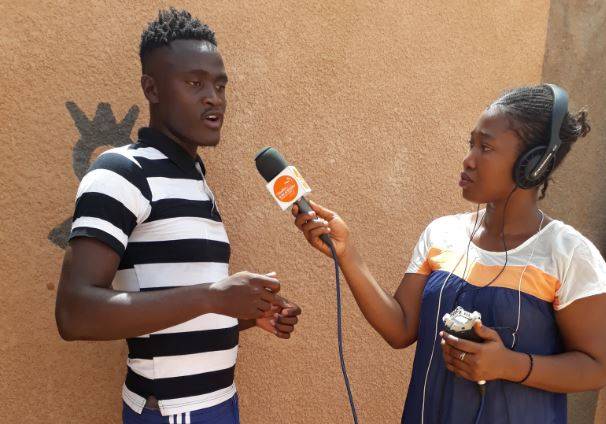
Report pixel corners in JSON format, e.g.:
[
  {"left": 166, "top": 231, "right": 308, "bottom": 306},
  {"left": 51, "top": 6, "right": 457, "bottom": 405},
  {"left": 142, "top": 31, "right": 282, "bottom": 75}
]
[{"left": 513, "top": 145, "right": 550, "bottom": 189}]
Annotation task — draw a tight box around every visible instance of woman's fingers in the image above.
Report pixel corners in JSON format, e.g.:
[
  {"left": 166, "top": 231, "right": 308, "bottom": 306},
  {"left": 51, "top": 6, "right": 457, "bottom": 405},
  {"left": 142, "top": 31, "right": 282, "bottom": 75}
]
[
  {"left": 302, "top": 217, "right": 329, "bottom": 233},
  {"left": 445, "top": 363, "right": 474, "bottom": 381},
  {"left": 445, "top": 350, "right": 474, "bottom": 373},
  {"left": 308, "top": 200, "right": 336, "bottom": 221},
  {"left": 308, "top": 226, "right": 330, "bottom": 241},
  {"left": 441, "top": 331, "right": 481, "bottom": 353},
  {"left": 294, "top": 213, "right": 330, "bottom": 242},
  {"left": 441, "top": 339, "right": 477, "bottom": 379},
  {"left": 294, "top": 211, "right": 316, "bottom": 230}
]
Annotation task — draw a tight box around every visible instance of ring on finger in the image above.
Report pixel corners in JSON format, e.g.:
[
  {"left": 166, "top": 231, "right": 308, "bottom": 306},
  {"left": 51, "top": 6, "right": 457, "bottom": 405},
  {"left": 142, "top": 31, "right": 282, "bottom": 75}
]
[{"left": 459, "top": 352, "right": 467, "bottom": 362}]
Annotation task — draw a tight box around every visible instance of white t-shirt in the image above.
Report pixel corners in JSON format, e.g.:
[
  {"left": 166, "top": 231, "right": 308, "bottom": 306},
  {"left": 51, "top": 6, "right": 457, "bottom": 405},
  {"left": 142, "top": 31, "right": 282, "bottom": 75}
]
[{"left": 406, "top": 212, "right": 606, "bottom": 309}]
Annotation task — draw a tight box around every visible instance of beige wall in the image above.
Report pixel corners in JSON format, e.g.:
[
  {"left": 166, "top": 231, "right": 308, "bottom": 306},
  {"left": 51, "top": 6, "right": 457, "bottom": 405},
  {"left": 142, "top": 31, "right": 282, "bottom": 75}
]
[{"left": 9, "top": 1, "right": 604, "bottom": 423}]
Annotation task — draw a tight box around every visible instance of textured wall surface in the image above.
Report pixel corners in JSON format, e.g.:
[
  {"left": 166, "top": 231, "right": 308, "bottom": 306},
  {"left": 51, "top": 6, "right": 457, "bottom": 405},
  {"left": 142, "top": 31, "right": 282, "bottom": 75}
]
[
  {"left": 540, "top": 1, "right": 606, "bottom": 423},
  {"left": 0, "top": 1, "right": 563, "bottom": 422}
]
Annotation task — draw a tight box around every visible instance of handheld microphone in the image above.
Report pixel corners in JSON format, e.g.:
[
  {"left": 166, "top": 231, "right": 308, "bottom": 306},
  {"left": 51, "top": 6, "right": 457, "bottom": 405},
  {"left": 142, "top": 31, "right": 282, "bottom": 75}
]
[
  {"left": 254, "top": 146, "right": 358, "bottom": 424},
  {"left": 254, "top": 146, "right": 332, "bottom": 247}
]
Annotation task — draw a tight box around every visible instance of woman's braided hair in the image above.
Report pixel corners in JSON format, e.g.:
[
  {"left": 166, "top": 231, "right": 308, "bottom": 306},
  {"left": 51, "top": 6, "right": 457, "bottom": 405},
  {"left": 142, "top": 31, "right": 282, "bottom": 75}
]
[{"left": 491, "top": 84, "right": 591, "bottom": 199}]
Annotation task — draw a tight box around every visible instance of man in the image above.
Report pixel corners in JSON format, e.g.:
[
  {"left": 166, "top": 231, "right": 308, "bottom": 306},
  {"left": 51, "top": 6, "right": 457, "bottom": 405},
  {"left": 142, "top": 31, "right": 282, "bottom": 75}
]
[{"left": 55, "top": 8, "right": 301, "bottom": 424}]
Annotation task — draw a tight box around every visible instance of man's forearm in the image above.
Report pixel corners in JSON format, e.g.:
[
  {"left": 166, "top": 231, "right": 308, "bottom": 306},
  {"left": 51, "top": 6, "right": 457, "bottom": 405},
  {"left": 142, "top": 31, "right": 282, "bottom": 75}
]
[
  {"left": 56, "top": 284, "right": 219, "bottom": 341},
  {"left": 238, "top": 319, "right": 256, "bottom": 331}
]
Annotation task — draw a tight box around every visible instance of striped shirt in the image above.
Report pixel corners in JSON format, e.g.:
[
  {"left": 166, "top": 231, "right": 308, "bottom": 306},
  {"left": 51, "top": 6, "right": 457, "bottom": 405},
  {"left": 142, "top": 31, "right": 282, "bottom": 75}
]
[{"left": 69, "top": 127, "right": 237, "bottom": 416}]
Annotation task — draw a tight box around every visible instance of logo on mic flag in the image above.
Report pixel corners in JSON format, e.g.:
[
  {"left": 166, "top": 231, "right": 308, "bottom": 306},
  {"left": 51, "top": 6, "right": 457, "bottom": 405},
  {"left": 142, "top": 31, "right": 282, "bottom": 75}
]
[
  {"left": 266, "top": 166, "right": 311, "bottom": 210},
  {"left": 273, "top": 175, "right": 299, "bottom": 203}
]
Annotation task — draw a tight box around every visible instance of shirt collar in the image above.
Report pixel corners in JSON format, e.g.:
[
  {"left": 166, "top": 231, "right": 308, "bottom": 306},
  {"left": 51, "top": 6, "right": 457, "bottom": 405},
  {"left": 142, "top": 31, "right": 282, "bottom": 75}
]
[{"left": 138, "top": 127, "right": 206, "bottom": 177}]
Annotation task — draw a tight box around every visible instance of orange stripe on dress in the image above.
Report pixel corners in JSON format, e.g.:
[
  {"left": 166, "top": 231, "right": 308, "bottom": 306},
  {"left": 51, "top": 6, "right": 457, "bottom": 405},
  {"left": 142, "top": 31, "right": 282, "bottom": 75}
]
[
  {"left": 465, "top": 264, "right": 560, "bottom": 303},
  {"left": 416, "top": 247, "right": 444, "bottom": 275},
  {"left": 424, "top": 248, "right": 561, "bottom": 303}
]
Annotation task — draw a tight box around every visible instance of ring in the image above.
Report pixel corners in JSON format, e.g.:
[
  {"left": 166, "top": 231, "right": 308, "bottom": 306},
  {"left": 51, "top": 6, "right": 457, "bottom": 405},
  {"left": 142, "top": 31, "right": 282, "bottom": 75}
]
[{"left": 459, "top": 352, "right": 467, "bottom": 362}]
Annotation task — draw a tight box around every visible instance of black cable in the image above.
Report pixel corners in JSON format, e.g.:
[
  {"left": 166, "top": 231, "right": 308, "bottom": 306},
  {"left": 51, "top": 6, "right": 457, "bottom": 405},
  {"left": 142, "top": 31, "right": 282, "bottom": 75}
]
[
  {"left": 453, "top": 188, "right": 517, "bottom": 307},
  {"left": 474, "top": 385, "right": 486, "bottom": 424},
  {"left": 328, "top": 241, "right": 359, "bottom": 424},
  {"left": 457, "top": 189, "right": 516, "bottom": 424}
]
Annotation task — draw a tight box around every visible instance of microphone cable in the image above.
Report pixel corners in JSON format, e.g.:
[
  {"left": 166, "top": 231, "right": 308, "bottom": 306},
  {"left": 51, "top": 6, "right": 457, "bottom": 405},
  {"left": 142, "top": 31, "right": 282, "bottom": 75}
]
[
  {"left": 327, "top": 239, "right": 359, "bottom": 424},
  {"left": 253, "top": 146, "right": 358, "bottom": 422}
]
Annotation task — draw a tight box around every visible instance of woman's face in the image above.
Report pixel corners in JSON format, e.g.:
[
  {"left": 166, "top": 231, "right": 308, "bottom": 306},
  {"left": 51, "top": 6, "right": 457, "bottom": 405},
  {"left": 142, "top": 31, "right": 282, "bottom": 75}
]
[{"left": 460, "top": 107, "right": 524, "bottom": 203}]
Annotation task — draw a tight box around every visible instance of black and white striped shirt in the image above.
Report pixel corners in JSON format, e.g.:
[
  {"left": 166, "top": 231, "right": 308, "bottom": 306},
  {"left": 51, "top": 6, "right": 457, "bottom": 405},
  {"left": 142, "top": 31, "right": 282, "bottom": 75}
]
[{"left": 69, "top": 127, "right": 237, "bottom": 416}]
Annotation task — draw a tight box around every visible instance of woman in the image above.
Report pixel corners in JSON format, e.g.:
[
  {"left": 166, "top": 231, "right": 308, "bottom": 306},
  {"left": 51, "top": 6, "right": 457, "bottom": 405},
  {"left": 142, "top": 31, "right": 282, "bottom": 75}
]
[{"left": 292, "top": 84, "right": 606, "bottom": 423}]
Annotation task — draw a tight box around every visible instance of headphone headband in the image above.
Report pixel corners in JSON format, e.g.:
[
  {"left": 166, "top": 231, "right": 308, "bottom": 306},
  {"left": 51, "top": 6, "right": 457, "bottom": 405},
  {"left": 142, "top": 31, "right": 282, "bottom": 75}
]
[
  {"left": 513, "top": 83, "right": 569, "bottom": 189},
  {"left": 529, "top": 84, "right": 569, "bottom": 180}
]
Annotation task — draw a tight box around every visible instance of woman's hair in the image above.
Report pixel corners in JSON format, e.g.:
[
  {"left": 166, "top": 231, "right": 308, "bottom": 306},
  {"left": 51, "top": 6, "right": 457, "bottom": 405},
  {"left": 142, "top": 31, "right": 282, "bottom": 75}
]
[{"left": 490, "top": 84, "right": 591, "bottom": 199}]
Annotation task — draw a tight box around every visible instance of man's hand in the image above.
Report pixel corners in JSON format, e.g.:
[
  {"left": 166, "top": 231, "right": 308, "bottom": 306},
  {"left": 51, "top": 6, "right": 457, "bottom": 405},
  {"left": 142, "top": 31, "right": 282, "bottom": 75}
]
[
  {"left": 255, "top": 296, "right": 301, "bottom": 339},
  {"left": 209, "top": 272, "right": 284, "bottom": 320}
]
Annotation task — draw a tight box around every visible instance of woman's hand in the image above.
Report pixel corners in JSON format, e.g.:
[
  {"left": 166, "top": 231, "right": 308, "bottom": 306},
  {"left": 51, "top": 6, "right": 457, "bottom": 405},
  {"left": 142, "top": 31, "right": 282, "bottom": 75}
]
[
  {"left": 292, "top": 200, "right": 351, "bottom": 259},
  {"left": 440, "top": 321, "right": 525, "bottom": 383}
]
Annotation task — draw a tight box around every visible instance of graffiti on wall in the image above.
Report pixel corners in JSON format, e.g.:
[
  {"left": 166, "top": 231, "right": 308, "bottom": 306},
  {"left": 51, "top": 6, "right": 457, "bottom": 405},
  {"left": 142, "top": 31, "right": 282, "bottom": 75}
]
[{"left": 48, "top": 101, "right": 139, "bottom": 249}]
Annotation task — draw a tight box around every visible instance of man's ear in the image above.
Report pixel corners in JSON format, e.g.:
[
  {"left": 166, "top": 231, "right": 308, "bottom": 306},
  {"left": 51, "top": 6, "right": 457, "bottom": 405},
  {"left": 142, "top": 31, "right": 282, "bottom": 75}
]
[{"left": 141, "top": 74, "right": 160, "bottom": 104}]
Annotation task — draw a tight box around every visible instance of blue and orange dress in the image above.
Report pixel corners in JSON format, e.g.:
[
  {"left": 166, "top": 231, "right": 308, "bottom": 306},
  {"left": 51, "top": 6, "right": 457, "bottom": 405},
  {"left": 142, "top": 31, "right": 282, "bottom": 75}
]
[{"left": 402, "top": 212, "right": 606, "bottom": 423}]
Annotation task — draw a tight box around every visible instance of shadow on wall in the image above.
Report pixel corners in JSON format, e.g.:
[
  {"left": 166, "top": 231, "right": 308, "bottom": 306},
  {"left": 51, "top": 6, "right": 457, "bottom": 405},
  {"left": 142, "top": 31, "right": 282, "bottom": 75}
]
[{"left": 48, "top": 102, "right": 139, "bottom": 249}]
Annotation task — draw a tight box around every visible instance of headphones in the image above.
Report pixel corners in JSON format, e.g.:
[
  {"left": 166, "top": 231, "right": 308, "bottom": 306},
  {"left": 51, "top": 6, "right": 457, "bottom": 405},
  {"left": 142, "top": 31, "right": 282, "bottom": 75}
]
[{"left": 513, "top": 83, "right": 569, "bottom": 189}]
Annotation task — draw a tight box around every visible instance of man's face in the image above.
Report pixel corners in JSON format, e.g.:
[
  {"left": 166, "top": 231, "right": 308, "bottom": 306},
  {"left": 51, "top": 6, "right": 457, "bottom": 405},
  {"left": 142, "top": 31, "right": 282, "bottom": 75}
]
[{"left": 147, "top": 39, "right": 228, "bottom": 148}]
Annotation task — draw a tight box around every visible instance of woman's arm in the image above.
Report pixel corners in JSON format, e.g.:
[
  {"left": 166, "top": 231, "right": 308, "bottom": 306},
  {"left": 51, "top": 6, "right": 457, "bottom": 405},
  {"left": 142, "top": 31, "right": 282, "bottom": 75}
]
[
  {"left": 441, "top": 294, "right": 606, "bottom": 392},
  {"left": 339, "top": 246, "right": 427, "bottom": 348},
  {"left": 525, "top": 293, "right": 606, "bottom": 391},
  {"left": 292, "top": 201, "right": 427, "bottom": 348}
]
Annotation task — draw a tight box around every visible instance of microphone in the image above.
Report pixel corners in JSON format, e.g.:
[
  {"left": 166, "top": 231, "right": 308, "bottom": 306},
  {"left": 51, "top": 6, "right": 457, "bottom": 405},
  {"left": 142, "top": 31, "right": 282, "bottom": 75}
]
[
  {"left": 254, "top": 146, "right": 332, "bottom": 247},
  {"left": 254, "top": 146, "right": 359, "bottom": 424}
]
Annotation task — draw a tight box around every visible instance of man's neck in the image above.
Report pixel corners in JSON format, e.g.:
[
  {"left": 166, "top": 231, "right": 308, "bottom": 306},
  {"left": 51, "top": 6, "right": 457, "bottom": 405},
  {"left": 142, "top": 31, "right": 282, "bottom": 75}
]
[{"left": 148, "top": 120, "right": 198, "bottom": 158}]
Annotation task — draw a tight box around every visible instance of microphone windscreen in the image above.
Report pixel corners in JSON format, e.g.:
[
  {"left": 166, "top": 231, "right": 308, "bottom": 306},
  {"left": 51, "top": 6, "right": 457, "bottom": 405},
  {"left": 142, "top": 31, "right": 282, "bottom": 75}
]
[{"left": 255, "top": 147, "right": 290, "bottom": 182}]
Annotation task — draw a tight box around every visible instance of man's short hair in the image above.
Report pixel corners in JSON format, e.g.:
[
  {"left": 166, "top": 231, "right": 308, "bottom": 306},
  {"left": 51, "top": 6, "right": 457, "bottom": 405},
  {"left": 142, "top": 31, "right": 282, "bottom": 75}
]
[{"left": 140, "top": 7, "right": 217, "bottom": 71}]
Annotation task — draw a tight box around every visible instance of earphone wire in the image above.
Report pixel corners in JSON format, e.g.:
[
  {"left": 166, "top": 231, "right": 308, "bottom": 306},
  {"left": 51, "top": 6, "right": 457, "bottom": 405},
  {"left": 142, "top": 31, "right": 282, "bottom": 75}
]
[
  {"left": 420, "top": 204, "right": 484, "bottom": 424},
  {"left": 453, "top": 187, "right": 517, "bottom": 308},
  {"left": 511, "top": 210, "right": 545, "bottom": 348},
  {"left": 419, "top": 190, "right": 548, "bottom": 422}
]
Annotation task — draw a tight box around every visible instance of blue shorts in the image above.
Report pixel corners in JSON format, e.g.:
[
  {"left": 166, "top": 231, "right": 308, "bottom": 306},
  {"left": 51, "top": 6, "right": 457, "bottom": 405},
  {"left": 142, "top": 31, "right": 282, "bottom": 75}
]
[{"left": 122, "top": 395, "right": 240, "bottom": 424}]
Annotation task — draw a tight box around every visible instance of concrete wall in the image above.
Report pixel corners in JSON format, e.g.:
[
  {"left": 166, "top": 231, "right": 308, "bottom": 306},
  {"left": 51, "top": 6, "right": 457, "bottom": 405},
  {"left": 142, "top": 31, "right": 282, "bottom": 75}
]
[
  {"left": 8, "top": 1, "right": 600, "bottom": 422},
  {"left": 540, "top": 1, "right": 606, "bottom": 423}
]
